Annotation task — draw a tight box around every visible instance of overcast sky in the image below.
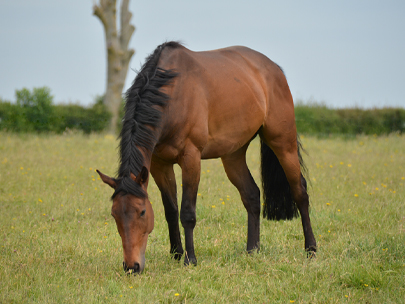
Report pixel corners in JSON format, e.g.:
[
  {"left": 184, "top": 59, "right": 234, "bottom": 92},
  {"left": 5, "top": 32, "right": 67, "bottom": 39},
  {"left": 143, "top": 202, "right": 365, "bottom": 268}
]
[{"left": 1, "top": 0, "right": 404, "bottom": 108}]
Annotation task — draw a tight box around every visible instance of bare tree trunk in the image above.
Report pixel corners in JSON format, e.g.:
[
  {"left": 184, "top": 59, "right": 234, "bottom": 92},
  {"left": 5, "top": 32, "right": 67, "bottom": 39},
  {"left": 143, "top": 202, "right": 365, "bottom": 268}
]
[{"left": 93, "top": 0, "right": 135, "bottom": 133}]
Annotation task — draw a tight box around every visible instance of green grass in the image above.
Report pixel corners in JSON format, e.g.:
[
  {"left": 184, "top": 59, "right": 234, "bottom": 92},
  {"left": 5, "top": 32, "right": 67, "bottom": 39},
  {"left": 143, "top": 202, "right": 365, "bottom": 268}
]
[{"left": 1, "top": 132, "right": 404, "bottom": 303}]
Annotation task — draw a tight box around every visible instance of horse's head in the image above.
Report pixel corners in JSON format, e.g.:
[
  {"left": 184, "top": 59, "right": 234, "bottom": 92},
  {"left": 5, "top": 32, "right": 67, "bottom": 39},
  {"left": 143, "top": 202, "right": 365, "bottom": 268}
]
[{"left": 97, "top": 167, "right": 154, "bottom": 274}]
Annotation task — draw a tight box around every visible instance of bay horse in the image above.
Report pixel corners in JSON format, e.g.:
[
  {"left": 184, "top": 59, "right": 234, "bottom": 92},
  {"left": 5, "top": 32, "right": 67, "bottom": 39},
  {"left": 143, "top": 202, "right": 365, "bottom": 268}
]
[{"left": 97, "top": 41, "right": 317, "bottom": 274}]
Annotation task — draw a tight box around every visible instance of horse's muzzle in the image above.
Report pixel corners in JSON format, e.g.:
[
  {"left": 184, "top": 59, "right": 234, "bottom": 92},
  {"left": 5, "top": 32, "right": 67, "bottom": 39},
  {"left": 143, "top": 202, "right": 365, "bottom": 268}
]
[{"left": 123, "top": 261, "right": 141, "bottom": 275}]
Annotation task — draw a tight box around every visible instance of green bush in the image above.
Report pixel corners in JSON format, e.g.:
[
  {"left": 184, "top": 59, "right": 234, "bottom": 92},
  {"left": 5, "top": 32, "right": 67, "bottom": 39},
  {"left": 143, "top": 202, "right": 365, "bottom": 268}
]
[
  {"left": 15, "top": 87, "right": 54, "bottom": 132},
  {"left": 52, "top": 96, "right": 111, "bottom": 134},
  {"left": 0, "top": 87, "right": 111, "bottom": 134},
  {"left": 0, "top": 87, "right": 54, "bottom": 132},
  {"left": 295, "top": 102, "right": 405, "bottom": 135},
  {"left": 0, "top": 101, "right": 19, "bottom": 131}
]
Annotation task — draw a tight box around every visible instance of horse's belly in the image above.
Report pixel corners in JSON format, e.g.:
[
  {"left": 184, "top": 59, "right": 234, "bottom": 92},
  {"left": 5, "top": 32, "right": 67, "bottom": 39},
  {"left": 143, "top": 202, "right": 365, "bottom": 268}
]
[
  {"left": 200, "top": 100, "right": 264, "bottom": 159},
  {"left": 201, "top": 132, "right": 256, "bottom": 159},
  {"left": 201, "top": 141, "right": 240, "bottom": 159}
]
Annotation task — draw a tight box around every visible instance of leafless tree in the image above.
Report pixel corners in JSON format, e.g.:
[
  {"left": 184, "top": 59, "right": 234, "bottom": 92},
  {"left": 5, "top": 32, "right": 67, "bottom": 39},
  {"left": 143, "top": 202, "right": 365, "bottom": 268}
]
[{"left": 93, "top": 0, "right": 135, "bottom": 133}]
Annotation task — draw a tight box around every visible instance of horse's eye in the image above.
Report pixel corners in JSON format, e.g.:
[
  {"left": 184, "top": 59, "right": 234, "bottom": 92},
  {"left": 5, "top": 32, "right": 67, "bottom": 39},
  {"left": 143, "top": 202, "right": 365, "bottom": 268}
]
[{"left": 140, "top": 209, "right": 146, "bottom": 217}]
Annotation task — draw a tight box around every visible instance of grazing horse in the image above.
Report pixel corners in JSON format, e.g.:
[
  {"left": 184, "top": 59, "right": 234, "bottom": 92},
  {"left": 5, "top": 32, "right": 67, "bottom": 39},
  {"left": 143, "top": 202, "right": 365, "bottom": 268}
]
[{"left": 97, "top": 41, "right": 317, "bottom": 274}]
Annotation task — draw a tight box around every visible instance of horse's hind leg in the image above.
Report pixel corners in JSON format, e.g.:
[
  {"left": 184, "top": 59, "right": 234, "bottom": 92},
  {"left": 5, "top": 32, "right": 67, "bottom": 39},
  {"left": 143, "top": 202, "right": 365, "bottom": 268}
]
[
  {"left": 262, "top": 130, "right": 317, "bottom": 253},
  {"left": 221, "top": 144, "right": 261, "bottom": 252}
]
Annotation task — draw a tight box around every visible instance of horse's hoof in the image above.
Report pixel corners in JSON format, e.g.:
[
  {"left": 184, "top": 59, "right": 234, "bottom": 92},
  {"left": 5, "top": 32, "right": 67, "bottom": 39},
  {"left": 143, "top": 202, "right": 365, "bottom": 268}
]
[
  {"left": 306, "top": 246, "right": 317, "bottom": 259},
  {"left": 247, "top": 245, "right": 260, "bottom": 254},
  {"left": 172, "top": 252, "right": 183, "bottom": 261},
  {"left": 184, "top": 256, "right": 197, "bottom": 266}
]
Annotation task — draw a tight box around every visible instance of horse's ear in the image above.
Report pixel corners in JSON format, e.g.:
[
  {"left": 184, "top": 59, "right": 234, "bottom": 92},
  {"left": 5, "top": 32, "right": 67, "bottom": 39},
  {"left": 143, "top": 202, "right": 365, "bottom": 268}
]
[
  {"left": 96, "top": 170, "right": 117, "bottom": 189},
  {"left": 132, "top": 166, "right": 148, "bottom": 185}
]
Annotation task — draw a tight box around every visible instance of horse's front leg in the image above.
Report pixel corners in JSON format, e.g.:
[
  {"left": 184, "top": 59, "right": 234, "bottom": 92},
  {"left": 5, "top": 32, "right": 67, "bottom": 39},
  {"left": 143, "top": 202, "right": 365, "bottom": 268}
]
[
  {"left": 150, "top": 159, "right": 184, "bottom": 260},
  {"left": 178, "top": 148, "right": 201, "bottom": 266}
]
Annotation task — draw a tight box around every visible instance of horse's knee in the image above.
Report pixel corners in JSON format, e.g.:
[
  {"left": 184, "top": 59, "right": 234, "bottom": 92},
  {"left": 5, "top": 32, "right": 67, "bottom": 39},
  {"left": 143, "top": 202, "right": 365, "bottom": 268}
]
[
  {"left": 160, "top": 194, "right": 179, "bottom": 222},
  {"left": 180, "top": 206, "right": 196, "bottom": 229},
  {"left": 164, "top": 208, "right": 179, "bottom": 223}
]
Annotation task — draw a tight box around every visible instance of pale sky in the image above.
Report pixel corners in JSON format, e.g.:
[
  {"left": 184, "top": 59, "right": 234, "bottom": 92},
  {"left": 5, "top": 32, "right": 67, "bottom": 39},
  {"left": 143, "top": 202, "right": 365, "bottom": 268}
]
[{"left": 1, "top": 0, "right": 404, "bottom": 108}]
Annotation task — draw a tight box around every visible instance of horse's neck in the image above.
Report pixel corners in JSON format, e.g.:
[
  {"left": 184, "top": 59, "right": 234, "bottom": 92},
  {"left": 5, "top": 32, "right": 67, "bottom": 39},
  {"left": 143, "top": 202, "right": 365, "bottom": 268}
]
[{"left": 137, "top": 145, "right": 153, "bottom": 170}]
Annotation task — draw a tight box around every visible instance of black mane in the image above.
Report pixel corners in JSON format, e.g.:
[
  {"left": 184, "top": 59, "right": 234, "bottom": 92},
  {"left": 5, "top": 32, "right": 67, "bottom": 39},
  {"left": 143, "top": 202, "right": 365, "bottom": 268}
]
[{"left": 113, "top": 41, "right": 180, "bottom": 199}]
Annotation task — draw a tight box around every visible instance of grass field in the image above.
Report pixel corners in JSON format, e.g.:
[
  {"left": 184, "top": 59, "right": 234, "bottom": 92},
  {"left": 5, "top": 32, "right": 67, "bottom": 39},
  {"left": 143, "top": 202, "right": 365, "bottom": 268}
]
[{"left": 1, "top": 132, "right": 404, "bottom": 303}]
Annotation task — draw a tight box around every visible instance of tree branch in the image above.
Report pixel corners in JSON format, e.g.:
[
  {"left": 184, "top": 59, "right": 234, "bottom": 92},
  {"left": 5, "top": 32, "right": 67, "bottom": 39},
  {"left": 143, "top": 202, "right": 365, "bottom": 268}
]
[
  {"left": 120, "top": 0, "right": 135, "bottom": 52},
  {"left": 93, "top": 4, "right": 107, "bottom": 30}
]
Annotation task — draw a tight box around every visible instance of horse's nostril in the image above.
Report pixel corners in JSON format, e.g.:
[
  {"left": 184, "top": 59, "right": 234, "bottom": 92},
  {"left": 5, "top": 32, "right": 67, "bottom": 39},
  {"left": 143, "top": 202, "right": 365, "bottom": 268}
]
[
  {"left": 123, "top": 261, "right": 141, "bottom": 274},
  {"left": 133, "top": 263, "right": 140, "bottom": 272}
]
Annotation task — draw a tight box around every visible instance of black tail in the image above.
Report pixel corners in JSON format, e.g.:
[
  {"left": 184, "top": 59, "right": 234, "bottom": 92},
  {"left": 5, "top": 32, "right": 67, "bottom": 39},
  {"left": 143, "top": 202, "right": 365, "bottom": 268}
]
[{"left": 261, "top": 137, "right": 307, "bottom": 220}]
